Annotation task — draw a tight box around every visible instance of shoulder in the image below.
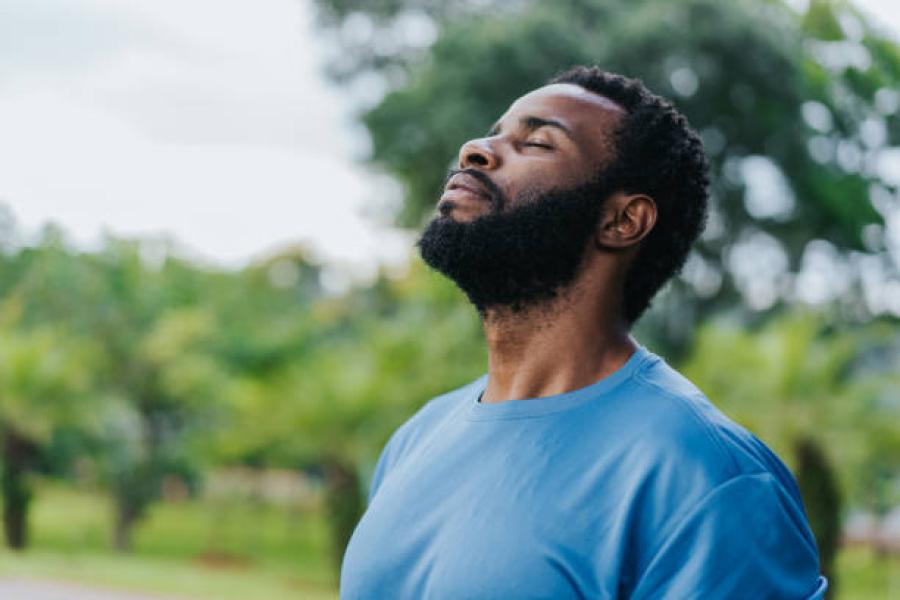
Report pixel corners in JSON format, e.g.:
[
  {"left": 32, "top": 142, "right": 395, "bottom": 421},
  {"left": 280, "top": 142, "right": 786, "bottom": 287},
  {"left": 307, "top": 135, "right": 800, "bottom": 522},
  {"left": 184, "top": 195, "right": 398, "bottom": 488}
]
[
  {"left": 367, "top": 376, "right": 483, "bottom": 500},
  {"left": 606, "top": 356, "right": 817, "bottom": 587},
  {"left": 626, "top": 355, "right": 799, "bottom": 492},
  {"left": 630, "top": 469, "right": 826, "bottom": 599},
  {"left": 386, "top": 376, "right": 482, "bottom": 458},
  {"left": 587, "top": 353, "right": 807, "bottom": 542}
]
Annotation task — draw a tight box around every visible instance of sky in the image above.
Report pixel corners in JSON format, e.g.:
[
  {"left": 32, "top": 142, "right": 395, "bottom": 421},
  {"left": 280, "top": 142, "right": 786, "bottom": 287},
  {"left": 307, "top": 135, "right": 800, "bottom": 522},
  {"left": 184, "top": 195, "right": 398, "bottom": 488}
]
[
  {"left": 0, "top": 0, "right": 412, "bottom": 281},
  {"left": 1, "top": 0, "right": 899, "bottom": 284}
]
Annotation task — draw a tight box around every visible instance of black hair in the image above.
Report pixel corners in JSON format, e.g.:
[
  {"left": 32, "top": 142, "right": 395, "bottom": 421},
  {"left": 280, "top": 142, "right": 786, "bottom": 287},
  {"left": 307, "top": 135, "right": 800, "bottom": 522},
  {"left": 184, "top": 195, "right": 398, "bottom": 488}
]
[{"left": 550, "top": 66, "right": 710, "bottom": 325}]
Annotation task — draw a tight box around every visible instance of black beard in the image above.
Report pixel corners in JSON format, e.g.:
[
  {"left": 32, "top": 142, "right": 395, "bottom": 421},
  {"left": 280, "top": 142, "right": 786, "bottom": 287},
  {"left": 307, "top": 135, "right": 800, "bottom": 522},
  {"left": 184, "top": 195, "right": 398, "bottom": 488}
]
[{"left": 417, "top": 172, "right": 612, "bottom": 314}]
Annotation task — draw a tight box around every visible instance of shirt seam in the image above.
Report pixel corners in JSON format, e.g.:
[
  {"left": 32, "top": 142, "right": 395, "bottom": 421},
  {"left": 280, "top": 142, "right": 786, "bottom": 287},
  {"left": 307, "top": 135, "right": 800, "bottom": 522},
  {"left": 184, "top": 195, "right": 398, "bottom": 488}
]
[
  {"left": 635, "top": 471, "right": 772, "bottom": 584},
  {"left": 628, "top": 368, "right": 758, "bottom": 568},
  {"left": 631, "top": 369, "right": 743, "bottom": 478}
]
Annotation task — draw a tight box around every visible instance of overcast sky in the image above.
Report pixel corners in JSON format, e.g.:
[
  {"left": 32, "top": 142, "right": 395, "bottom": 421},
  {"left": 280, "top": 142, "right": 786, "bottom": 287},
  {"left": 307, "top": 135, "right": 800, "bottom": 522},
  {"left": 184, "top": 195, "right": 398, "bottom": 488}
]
[{"left": 1, "top": 0, "right": 899, "bottom": 280}]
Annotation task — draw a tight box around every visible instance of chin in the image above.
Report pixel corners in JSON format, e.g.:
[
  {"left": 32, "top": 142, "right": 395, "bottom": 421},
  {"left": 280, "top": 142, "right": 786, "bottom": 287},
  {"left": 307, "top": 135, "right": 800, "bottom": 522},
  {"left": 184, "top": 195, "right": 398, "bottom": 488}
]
[{"left": 439, "top": 203, "right": 488, "bottom": 223}]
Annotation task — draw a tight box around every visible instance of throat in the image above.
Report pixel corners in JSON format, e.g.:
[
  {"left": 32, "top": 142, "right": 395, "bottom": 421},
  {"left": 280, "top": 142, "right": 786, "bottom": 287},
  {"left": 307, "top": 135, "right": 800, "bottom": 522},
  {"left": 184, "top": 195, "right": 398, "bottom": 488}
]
[{"left": 480, "top": 298, "right": 636, "bottom": 404}]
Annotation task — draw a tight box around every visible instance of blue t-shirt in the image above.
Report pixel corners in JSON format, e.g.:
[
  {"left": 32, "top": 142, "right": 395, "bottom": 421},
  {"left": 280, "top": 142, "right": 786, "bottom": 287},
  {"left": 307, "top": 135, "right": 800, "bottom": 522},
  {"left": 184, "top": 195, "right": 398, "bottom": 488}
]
[{"left": 340, "top": 344, "right": 828, "bottom": 599}]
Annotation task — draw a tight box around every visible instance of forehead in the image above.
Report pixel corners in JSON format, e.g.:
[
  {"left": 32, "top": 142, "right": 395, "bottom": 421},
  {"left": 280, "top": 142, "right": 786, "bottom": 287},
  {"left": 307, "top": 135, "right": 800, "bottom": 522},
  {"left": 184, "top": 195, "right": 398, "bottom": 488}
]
[{"left": 498, "top": 83, "right": 625, "bottom": 143}]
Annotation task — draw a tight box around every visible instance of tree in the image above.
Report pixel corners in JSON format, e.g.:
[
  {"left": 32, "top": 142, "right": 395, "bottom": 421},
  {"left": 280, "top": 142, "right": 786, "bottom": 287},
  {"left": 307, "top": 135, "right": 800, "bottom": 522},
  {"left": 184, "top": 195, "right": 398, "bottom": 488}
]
[
  {"left": 216, "top": 261, "right": 486, "bottom": 578},
  {"left": 0, "top": 309, "right": 98, "bottom": 549},
  {"left": 0, "top": 232, "right": 239, "bottom": 551},
  {"left": 102, "top": 307, "right": 229, "bottom": 551},
  {"left": 312, "top": 0, "right": 900, "bottom": 356}
]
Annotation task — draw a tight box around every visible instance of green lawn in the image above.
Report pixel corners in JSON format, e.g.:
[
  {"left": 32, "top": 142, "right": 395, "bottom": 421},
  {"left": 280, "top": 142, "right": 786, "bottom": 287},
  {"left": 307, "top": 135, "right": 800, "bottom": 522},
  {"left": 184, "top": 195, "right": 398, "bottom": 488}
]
[
  {"left": 835, "top": 545, "right": 900, "bottom": 600},
  {"left": 0, "top": 480, "right": 338, "bottom": 599},
  {"left": 0, "top": 481, "right": 897, "bottom": 599},
  {"left": 0, "top": 550, "right": 337, "bottom": 600}
]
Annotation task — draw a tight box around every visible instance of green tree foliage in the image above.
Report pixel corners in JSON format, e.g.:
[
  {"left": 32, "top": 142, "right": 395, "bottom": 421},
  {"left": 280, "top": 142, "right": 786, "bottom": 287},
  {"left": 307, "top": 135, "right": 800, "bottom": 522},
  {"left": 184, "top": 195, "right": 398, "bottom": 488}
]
[
  {"left": 312, "top": 0, "right": 900, "bottom": 354},
  {"left": 0, "top": 310, "right": 98, "bottom": 549},
  {"left": 0, "top": 227, "right": 421, "bottom": 567},
  {"left": 0, "top": 232, "right": 240, "bottom": 551},
  {"left": 103, "top": 307, "right": 231, "bottom": 552},
  {"left": 216, "top": 260, "right": 485, "bottom": 572}
]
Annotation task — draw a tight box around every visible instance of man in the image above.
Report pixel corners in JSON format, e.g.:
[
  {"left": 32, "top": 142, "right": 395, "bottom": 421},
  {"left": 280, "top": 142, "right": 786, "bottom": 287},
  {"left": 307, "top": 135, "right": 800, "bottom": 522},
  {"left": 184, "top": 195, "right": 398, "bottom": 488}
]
[{"left": 340, "top": 66, "right": 827, "bottom": 599}]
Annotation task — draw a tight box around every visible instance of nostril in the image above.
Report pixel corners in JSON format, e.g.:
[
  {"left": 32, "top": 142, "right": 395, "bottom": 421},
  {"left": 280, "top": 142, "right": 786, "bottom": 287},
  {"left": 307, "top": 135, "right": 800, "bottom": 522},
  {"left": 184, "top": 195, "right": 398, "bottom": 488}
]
[
  {"left": 467, "top": 152, "right": 488, "bottom": 167},
  {"left": 458, "top": 139, "right": 497, "bottom": 170}
]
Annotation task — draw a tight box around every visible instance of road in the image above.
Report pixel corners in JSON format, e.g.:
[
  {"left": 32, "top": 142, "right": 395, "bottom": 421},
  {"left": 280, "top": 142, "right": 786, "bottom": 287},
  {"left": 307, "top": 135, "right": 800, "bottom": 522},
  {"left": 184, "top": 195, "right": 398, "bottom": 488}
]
[{"left": 0, "top": 578, "right": 196, "bottom": 600}]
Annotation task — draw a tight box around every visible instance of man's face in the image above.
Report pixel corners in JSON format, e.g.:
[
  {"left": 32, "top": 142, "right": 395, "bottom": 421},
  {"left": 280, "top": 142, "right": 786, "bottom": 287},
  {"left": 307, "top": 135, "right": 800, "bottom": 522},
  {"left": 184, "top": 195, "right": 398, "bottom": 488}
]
[
  {"left": 438, "top": 83, "right": 623, "bottom": 221},
  {"left": 417, "top": 84, "right": 626, "bottom": 313}
]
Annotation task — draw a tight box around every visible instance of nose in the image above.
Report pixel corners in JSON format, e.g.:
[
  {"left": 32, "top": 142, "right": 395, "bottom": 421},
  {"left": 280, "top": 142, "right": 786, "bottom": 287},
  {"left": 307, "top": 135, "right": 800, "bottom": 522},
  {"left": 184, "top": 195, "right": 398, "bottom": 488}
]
[{"left": 458, "top": 137, "right": 500, "bottom": 170}]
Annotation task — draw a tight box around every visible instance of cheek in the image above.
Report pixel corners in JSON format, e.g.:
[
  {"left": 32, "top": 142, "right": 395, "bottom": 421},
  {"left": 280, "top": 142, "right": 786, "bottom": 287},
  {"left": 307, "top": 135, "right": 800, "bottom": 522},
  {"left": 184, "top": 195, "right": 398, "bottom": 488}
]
[
  {"left": 515, "top": 158, "right": 586, "bottom": 188},
  {"left": 503, "top": 183, "right": 549, "bottom": 211},
  {"left": 502, "top": 167, "right": 580, "bottom": 206},
  {"left": 498, "top": 169, "right": 545, "bottom": 199}
]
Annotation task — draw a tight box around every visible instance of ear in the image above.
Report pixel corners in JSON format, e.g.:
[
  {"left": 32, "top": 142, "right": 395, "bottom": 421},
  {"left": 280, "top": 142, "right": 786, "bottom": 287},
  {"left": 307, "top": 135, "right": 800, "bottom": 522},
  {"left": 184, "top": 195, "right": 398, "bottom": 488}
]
[{"left": 594, "top": 192, "right": 657, "bottom": 250}]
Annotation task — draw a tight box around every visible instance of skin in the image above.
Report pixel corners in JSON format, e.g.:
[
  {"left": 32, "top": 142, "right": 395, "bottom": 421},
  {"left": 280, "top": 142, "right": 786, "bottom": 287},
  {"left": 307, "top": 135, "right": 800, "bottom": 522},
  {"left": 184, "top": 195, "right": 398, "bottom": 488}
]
[{"left": 441, "top": 83, "right": 658, "bottom": 404}]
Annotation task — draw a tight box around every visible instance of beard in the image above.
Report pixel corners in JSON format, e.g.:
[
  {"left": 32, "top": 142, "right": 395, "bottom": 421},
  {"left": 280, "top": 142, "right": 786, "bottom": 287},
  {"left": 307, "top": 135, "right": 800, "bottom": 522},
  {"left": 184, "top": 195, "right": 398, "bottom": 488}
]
[{"left": 417, "top": 169, "right": 613, "bottom": 314}]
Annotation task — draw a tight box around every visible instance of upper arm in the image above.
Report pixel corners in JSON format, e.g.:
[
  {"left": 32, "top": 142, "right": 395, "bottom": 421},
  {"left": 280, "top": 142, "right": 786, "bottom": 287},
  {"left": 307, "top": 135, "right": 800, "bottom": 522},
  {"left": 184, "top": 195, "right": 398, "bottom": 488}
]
[{"left": 630, "top": 472, "right": 827, "bottom": 599}]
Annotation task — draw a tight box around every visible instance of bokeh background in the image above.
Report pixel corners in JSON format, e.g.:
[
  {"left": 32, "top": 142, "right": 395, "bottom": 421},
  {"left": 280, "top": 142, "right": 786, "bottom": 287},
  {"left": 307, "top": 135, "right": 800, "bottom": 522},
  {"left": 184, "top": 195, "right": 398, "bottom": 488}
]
[{"left": 1, "top": 0, "right": 899, "bottom": 598}]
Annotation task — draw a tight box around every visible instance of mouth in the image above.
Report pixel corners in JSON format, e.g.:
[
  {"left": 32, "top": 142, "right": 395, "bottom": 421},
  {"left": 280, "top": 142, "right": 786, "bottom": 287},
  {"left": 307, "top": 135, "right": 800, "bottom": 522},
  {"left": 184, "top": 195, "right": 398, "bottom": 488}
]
[
  {"left": 448, "top": 174, "right": 490, "bottom": 196},
  {"left": 439, "top": 172, "right": 495, "bottom": 216}
]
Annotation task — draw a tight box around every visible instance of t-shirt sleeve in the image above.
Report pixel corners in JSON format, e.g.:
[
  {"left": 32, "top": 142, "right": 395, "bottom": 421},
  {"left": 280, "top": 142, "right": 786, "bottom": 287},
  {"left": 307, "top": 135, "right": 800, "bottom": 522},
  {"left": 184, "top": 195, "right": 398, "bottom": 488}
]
[
  {"left": 367, "top": 432, "right": 400, "bottom": 505},
  {"left": 366, "top": 415, "right": 420, "bottom": 504},
  {"left": 630, "top": 472, "right": 828, "bottom": 599}
]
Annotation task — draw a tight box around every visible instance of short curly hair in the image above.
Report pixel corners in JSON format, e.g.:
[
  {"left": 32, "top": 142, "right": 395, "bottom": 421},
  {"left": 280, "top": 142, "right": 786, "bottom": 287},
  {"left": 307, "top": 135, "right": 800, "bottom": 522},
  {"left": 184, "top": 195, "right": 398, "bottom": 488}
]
[{"left": 550, "top": 66, "right": 710, "bottom": 325}]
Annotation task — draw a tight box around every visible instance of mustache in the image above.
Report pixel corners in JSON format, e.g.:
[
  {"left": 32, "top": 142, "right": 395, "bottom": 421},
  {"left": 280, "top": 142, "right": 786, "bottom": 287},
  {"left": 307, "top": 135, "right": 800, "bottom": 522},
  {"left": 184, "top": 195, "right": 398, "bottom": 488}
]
[{"left": 443, "top": 168, "right": 506, "bottom": 212}]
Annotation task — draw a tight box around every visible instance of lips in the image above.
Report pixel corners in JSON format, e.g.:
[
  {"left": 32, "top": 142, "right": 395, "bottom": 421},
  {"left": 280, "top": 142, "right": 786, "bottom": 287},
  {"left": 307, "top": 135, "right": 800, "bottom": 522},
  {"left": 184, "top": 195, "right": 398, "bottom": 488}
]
[{"left": 444, "top": 172, "right": 492, "bottom": 201}]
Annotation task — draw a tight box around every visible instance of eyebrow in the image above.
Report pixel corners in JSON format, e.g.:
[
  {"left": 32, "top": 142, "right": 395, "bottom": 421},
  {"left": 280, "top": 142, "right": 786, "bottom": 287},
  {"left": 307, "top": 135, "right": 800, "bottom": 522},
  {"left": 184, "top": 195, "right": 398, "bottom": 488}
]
[{"left": 488, "top": 116, "right": 576, "bottom": 141}]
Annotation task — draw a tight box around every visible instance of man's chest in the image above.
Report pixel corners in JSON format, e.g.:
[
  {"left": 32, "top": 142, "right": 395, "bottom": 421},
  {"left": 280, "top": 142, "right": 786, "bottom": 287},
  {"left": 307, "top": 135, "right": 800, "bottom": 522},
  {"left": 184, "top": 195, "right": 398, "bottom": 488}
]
[{"left": 341, "top": 425, "right": 636, "bottom": 599}]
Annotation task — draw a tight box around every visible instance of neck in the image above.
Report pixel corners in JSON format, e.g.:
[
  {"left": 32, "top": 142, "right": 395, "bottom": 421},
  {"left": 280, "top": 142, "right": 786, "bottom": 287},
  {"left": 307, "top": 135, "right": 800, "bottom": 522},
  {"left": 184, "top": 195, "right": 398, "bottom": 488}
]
[{"left": 479, "top": 278, "right": 637, "bottom": 404}]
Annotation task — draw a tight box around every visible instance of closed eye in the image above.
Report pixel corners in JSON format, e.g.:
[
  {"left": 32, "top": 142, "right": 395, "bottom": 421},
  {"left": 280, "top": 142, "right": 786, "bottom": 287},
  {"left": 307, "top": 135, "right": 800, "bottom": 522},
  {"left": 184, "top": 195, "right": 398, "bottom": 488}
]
[{"left": 523, "top": 141, "right": 553, "bottom": 149}]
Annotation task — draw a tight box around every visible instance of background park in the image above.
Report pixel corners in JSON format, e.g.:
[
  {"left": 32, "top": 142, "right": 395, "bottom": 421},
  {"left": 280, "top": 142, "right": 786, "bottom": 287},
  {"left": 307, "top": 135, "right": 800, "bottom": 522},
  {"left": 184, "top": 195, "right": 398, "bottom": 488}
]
[{"left": 1, "top": 0, "right": 899, "bottom": 598}]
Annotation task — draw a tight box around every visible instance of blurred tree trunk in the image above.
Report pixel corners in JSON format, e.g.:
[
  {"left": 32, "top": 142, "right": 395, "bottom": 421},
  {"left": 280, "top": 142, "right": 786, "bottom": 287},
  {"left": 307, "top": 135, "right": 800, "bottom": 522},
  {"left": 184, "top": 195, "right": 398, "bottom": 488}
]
[
  {"left": 323, "top": 456, "right": 363, "bottom": 583},
  {"left": 795, "top": 437, "right": 841, "bottom": 598},
  {"left": 113, "top": 498, "right": 141, "bottom": 552},
  {"left": 112, "top": 409, "right": 163, "bottom": 553},
  {"left": 1, "top": 426, "right": 39, "bottom": 550}
]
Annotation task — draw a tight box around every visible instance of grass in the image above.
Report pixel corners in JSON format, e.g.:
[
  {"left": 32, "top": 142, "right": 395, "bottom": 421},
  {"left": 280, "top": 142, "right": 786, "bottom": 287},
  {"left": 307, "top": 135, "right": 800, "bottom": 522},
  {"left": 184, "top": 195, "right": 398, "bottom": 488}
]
[
  {"left": 0, "top": 481, "right": 897, "bottom": 599},
  {"left": 836, "top": 545, "right": 900, "bottom": 600},
  {"left": 0, "top": 550, "right": 337, "bottom": 600},
  {"left": 0, "top": 480, "right": 338, "bottom": 599}
]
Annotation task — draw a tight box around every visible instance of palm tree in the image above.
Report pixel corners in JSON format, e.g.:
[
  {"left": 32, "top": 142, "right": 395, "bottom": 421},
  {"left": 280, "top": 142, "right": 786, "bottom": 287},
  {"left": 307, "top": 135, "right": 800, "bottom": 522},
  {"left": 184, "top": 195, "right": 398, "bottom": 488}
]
[{"left": 0, "top": 315, "right": 96, "bottom": 549}]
